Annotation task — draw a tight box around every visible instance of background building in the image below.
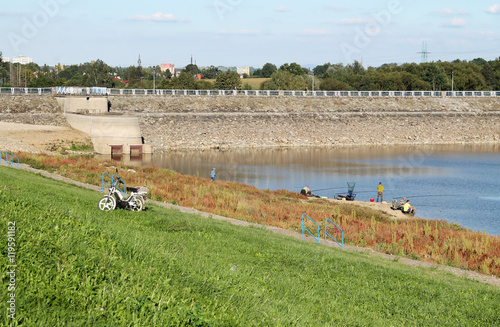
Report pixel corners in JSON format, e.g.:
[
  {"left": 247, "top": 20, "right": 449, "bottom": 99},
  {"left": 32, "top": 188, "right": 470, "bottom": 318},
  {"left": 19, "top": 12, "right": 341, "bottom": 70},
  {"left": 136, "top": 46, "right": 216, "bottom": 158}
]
[
  {"left": 160, "top": 63, "right": 175, "bottom": 75},
  {"left": 1, "top": 56, "right": 9, "bottom": 63},
  {"left": 13, "top": 55, "right": 33, "bottom": 65},
  {"left": 237, "top": 67, "right": 250, "bottom": 76}
]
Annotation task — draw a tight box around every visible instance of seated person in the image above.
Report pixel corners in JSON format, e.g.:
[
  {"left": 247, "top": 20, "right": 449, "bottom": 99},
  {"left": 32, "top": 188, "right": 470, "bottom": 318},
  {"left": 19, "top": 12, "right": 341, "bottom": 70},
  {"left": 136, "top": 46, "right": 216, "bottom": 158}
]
[
  {"left": 300, "top": 185, "right": 312, "bottom": 196},
  {"left": 403, "top": 200, "right": 415, "bottom": 214}
]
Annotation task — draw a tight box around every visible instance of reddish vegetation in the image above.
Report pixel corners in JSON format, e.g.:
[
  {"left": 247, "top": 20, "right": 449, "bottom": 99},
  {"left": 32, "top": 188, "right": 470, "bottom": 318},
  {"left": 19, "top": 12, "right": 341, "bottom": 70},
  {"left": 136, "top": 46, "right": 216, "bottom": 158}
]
[{"left": 18, "top": 153, "right": 500, "bottom": 276}]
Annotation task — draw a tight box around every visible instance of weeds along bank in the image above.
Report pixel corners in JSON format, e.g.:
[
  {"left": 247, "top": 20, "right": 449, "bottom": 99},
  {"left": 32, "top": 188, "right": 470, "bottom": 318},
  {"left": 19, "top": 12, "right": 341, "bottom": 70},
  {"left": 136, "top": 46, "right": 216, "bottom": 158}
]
[{"left": 1, "top": 95, "right": 499, "bottom": 150}]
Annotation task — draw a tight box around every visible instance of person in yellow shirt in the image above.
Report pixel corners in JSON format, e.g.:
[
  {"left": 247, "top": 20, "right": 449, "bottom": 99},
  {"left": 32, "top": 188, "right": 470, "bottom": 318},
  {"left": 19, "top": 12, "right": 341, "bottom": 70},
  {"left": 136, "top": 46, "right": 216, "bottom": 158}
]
[
  {"left": 403, "top": 200, "right": 415, "bottom": 214},
  {"left": 376, "top": 182, "right": 384, "bottom": 202}
]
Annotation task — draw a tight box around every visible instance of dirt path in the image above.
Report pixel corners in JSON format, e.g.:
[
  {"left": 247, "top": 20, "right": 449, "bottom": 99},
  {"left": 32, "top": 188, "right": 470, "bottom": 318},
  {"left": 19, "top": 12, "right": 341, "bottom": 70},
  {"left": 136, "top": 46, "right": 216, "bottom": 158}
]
[{"left": 5, "top": 162, "right": 498, "bottom": 287}]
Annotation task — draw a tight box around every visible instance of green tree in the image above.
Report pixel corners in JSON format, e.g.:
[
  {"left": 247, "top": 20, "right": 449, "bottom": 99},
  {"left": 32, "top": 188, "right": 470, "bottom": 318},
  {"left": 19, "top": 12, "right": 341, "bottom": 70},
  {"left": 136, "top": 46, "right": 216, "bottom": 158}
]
[
  {"left": 319, "top": 78, "right": 351, "bottom": 91},
  {"left": 10, "top": 65, "right": 35, "bottom": 87},
  {"left": 347, "top": 60, "right": 365, "bottom": 75},
  {"left": 201, "top": 66, "right": 221, "bottom": 79},
  {"left": 400, "top": 72, "right": 431, "bottom": 90},
  {"left": 163, "top": 69, "right": 172, "bottom": 79},
  {"left": 261, "top": 70, "right": 307, "bottom": 90},
  {"left": 260, "top": 63, "right": 277, "bottom": 78},
  {"left": 195, "top": 80, "right": 213, "bottom": 90},
  {"left": 214, "top": 71, "right": 241, "bottom": 90},
  {"left": 482, "top": 62, "right": 496, "bottom": 89},
  {"left": 182, "top": 63, "right": 200, "bottom": 75},
  {"left": 172, "top": 71, "right": 197, "bottom": 89},
  {"left": 452, "top": 67, "right": 486, "bottom": 90},
  {"left": 58, "top": 65, "right": 79, "bottom": 81},
  {"left": 470, "top": 58, "right": 487, "bottom": 67},
  {"left": 346, "top": 73, "right": 371, "bottom": 90},
  {"left": 422, "top": 63, "right": 448, "bottom": 91},
  {"left": 313, "top": 63, "right": 332, "bottom": 77},
  {"left": 324, "top": 64, "right": 349, "bottom": 83},
  {"left": 0, "top": 52, "right": 8, "bottom": 85},
  {"left": 122, "top": 66, "right": 141, "bottom": 87},
  {"left": 85, "top": 59, "right": 114, "bottom": 87},
  {"left": 28, "top": 73, "right": 55, "bottom": 87},
  {"left": 279, "top": 62, "right": 305, "bottom": 76}
]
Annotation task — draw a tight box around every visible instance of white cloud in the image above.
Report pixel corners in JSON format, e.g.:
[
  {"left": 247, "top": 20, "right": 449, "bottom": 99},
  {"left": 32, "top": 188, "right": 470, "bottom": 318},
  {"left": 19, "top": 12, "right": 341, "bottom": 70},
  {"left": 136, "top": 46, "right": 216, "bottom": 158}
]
[
  {"left": 435, "top": 8, "right": 469, "bottom": 15},
  {"left": 300, "top": 29, "right": 330, "bottom": 35},
  {"left": 479, "top": 31, "right": 494, "bottom": 36},
  {"left": 324, "top": 5, "right": 350, "bottom": 12},
  {"left": 339, "top": 18, "right": 376, "bottom": 25},
  {"left": 127, "top": 12, "right": 189, "bottom": 22},
  {"left": 441, "top": 17, "right": 467, "bottom": 27},
  {"left": 486, "top": 4, "right": 500, "bottom": 14},
  {"left": 276, "top": 6, "right": 290, "bottom": 13},
  {"left": 435, "top": 8, "right": 453, "bottom": 14},
  {"left": 218, "top": 29, "right": 262, "bottom": 35}
]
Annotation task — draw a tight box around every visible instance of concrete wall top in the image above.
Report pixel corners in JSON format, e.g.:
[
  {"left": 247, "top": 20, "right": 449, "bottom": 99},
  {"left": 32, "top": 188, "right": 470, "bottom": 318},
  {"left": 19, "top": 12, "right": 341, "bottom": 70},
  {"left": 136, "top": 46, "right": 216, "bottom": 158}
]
[{"left": 57, "top": 97, "right": 109, "bottom": 114}]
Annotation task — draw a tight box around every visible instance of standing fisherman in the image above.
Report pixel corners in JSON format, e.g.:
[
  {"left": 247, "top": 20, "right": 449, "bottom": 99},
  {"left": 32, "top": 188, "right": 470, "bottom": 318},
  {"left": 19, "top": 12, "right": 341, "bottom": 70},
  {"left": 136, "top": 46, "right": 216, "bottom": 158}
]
[{"left": 377, "top": 182, "right": 384, "bottom": 202}]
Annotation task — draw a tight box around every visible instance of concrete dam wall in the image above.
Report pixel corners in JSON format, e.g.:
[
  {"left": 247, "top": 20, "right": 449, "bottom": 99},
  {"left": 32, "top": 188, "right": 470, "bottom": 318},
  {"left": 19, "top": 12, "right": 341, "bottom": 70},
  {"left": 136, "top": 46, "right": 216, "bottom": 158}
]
[{"left": 0, "top": 95, "right": 499, "bottom": 151}]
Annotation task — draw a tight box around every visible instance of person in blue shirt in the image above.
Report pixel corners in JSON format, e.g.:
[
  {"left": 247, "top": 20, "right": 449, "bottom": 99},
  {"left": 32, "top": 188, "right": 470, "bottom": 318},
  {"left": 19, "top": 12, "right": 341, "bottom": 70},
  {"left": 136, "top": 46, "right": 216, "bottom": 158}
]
[{"left": 211, "top": 168, "right": 216, "bottom": 181}]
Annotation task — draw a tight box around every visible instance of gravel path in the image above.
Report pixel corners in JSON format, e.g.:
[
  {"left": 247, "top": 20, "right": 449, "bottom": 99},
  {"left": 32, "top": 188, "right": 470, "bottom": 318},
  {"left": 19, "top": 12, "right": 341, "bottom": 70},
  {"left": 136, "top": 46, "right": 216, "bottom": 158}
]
[{"left": 6, "top": 162, "right": 498, "bottom": 288}]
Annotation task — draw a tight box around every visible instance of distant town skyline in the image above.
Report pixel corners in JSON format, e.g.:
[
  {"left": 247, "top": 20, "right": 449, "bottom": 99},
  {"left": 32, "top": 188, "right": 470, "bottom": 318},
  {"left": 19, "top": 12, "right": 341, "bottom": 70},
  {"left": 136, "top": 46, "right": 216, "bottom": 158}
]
[{"left": 1, "top": 0, "right": 499, "bottom": 68}]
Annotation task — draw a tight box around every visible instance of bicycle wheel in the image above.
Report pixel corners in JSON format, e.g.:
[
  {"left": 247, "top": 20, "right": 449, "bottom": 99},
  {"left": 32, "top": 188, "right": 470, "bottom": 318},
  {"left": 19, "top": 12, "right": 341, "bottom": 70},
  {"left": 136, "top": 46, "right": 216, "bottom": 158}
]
[
  {"left": 130, "top": 196, "right": 144, "bottom": 212},
  {"left": 98, "top": 195, "right": 116, "bottom": 211}
]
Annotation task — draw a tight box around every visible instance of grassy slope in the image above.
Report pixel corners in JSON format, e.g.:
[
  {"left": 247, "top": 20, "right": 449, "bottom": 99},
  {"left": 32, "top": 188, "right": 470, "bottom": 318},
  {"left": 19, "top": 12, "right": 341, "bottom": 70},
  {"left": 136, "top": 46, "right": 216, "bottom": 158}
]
[{"left": 0, "top": 166, "right": 499, "bottom": 326}]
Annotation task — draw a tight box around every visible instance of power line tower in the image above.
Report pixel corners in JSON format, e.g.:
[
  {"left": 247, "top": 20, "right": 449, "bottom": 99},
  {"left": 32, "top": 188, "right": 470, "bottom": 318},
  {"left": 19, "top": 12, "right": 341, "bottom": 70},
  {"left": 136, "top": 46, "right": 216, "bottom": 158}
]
[
  {"left": 418, "top": 41, "right": 430, "bottom": 63},
  {"left": 137, "top": 54, "right": 142, "bottom": 83},
  {"left": 190, "top": 54, "right": 193, "bottom": 75}
]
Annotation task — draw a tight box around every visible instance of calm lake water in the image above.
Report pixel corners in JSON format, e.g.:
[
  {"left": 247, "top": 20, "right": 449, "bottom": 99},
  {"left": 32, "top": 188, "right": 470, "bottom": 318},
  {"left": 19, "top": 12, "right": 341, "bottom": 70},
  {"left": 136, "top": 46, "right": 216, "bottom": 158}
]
[{"left": 102, "top": 144, "right": 500, "bottom": 235}]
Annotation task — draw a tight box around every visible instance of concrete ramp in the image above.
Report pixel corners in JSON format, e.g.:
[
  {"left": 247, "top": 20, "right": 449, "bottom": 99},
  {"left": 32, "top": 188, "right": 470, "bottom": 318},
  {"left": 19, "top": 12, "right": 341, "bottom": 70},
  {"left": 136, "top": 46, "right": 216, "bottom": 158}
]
[{"left": 65, "top": 113, "right": 152, "bottom": 154}]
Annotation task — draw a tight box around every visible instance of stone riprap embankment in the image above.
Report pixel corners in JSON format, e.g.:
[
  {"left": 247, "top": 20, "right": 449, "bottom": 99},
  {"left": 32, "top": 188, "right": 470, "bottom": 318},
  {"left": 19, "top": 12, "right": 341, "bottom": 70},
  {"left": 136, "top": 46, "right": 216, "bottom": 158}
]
[
  {"left": 1, "top": 95, "right": 499, "bottom": 151},
  {"left": 108, "top": 96, "right": 500, "bottom": 150},
  {"left": 0, "top": 96, "right": 69, "bottom": 126}
]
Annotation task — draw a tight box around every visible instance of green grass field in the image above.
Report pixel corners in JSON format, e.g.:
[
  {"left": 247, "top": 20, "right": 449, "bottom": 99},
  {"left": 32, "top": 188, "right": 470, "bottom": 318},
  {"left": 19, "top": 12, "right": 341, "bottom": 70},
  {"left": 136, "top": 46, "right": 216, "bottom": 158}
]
[
  {"left": 204, "top": 78, "right": 270, "bottom": 90},
  {"left": 1, "top": 165, "right": 499, "bottom": 326},
  {"left": 241, "top": 78, "right": 270, "bottom": 90}
]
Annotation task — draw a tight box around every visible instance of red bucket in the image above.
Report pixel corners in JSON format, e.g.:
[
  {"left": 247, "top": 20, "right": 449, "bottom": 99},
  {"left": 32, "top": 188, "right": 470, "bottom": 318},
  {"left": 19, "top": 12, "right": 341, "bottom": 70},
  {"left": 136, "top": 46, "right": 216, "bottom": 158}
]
[{"left": 370, "top": 199, "right": 374, "bottom": 202}]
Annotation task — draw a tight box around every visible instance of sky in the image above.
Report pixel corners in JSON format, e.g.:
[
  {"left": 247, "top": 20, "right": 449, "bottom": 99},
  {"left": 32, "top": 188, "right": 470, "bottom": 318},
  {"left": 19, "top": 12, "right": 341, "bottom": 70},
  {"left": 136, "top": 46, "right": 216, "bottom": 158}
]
[{"left": 1, "top": 0, "right": 499, "bottom": 69}]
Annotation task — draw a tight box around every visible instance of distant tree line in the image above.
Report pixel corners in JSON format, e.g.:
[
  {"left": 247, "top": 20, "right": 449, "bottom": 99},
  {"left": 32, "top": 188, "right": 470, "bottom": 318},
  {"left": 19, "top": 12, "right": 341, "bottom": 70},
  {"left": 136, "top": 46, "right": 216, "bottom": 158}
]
[{"left": 1, "top": 50, "right": 499, "bottom": 91}]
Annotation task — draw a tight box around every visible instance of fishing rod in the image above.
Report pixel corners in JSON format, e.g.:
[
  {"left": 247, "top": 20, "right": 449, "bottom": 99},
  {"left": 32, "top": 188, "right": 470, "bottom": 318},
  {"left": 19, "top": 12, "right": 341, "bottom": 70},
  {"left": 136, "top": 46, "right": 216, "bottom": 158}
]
[
  {"left": 310, "top": 187, "right": 348, "bottom": 192},
  {"left": 396, "top": 194, "right": 465, "bottom": 199},
  {"left": 294, "top": 186, "right": 347, "bottom": 192},
  {"left": 351, "top": 190, "right": 393, "bottom": 194}
]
